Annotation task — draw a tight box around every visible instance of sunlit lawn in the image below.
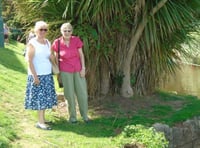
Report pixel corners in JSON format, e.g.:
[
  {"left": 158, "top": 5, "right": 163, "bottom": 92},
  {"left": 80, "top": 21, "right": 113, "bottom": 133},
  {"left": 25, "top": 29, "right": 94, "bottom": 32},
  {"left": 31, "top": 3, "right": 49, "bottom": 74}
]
[{"left": 1, "top": 41, "right": 200, "bottom": 147}]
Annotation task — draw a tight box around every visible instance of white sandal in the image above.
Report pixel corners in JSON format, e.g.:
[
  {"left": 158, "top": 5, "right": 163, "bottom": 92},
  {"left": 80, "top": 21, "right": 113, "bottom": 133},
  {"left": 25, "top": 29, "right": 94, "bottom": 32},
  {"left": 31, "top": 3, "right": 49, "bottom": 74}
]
[{"left": 35, "top": 122, "right": 52, "bottom": 130}]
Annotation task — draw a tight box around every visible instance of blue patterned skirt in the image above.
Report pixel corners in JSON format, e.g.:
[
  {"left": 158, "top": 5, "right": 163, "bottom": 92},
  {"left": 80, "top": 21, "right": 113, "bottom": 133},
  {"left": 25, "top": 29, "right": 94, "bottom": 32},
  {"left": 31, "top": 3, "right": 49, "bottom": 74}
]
[{"left": 25, "top": 74, "right": 57, "bottom": 110}]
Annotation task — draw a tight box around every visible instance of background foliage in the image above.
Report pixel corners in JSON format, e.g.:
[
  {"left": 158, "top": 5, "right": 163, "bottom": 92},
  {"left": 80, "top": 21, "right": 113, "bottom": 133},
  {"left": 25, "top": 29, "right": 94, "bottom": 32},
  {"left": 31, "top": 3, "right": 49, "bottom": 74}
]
[{"left": 2, "top": 0, "right": 200, "bottom": 97}]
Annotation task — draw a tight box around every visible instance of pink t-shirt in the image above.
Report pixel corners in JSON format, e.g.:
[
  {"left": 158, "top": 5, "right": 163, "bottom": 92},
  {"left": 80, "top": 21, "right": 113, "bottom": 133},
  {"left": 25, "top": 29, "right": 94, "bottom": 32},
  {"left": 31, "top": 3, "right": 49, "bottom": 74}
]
[{"left": 52, "top": 36, "right": 83, "bottom": 73}]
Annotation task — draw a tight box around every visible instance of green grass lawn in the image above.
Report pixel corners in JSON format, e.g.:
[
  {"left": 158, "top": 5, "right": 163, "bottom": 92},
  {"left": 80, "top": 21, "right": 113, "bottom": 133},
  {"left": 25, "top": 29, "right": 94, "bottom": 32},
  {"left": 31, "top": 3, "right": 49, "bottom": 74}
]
[
  {"left": 0, "top": 41, "right": 120, "bottom": 148},
  {"left": 1, "top": 41, "right": 200, "bottom": 148}
]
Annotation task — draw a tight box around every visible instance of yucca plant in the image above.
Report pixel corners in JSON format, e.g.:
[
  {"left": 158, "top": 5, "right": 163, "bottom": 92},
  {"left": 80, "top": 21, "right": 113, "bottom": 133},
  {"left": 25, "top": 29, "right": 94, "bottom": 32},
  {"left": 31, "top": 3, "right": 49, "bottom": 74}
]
[{"left": 11, "top": 0, "right": 200, "bottom": 98}]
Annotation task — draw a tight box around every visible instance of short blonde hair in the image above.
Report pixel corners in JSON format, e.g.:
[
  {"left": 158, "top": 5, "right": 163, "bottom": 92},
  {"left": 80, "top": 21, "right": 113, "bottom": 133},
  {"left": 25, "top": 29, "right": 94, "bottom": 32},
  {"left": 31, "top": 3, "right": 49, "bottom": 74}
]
[
  {"left": 34, "top": 21, "right": 48, "bottom": 32},
  {"left": 60, "top": 22, "right": 73, "bottom": 31}
]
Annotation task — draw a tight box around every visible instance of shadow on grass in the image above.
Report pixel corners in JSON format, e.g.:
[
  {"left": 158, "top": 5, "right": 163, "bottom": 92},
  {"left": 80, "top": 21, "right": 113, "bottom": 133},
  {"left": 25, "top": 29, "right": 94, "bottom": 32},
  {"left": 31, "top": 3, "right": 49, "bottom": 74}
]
[
  {"left": 0, "top": 46, "right": 26, "bottom": 74},
  {"left": 51, "top": 118, "right": 120, "bottom": 137},
  {"left": 50, "top": 92, "right": 200, "bottom": 138},
  {"left": 50, "top": 115, "right": 150, "bottom": 138}
]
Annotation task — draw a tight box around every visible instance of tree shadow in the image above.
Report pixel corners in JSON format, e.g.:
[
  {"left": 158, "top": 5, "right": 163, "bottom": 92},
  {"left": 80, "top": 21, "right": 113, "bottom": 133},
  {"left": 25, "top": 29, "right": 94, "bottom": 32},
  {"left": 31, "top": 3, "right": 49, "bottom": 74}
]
[
  {"left": 49, "top": 95, "right": 157, "bottom": 138},
  {"left": 0, "top": 47, "right": 26, "bottom": 74},
  {"left": 50, "top": 92, "right": 194, "bottom": 138},
  {"left": 50, "top": 115, "right": 146, "bottom": 138}
]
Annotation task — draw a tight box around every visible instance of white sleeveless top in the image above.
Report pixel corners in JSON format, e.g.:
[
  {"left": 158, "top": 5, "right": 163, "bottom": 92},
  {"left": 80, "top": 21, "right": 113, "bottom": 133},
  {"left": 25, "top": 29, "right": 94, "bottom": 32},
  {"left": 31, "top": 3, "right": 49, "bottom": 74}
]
[{"left": 28, "top": 38, "right": 52, "bottom": 75}]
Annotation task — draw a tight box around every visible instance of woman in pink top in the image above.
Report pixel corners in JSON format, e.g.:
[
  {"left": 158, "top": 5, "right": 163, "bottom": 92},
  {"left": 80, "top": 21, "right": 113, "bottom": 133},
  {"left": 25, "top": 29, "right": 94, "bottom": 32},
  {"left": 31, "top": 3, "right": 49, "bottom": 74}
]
[{"left": 52, "top": 22, "right": 89, "bottom": 123}]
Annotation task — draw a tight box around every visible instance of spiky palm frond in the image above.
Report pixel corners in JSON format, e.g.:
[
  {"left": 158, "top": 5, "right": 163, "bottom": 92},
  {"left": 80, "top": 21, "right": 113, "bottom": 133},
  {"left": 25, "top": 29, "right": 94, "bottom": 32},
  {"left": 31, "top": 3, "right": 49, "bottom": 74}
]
[
  {"left": 131, "top": 0, "right": 200, "bottom": 95},
  {"left": 11, "top": 0, "right": 200, "bottom": 96}
]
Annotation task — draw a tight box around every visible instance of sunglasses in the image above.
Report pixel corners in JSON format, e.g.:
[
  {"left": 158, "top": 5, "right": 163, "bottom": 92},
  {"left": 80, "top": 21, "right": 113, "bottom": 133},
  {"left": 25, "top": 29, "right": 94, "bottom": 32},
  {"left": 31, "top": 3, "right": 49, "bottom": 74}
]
[
  {"left": 39, "top": 28, "right": 48, "bottom": 32},
  {"left": 63, "top": 30, "right": 72, "bottom": 33}
]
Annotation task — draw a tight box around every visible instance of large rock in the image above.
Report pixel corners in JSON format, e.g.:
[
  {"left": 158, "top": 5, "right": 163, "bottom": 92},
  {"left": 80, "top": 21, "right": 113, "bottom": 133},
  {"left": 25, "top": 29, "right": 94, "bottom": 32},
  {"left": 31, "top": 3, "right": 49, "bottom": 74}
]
[{"left": 153, "top": 116, "right": 200, "bottom": 148}]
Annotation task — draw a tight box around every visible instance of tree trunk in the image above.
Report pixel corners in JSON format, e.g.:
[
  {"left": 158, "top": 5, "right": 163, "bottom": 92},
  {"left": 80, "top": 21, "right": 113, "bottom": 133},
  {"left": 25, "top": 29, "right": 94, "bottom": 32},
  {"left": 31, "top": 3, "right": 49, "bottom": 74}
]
[
  {"left": 121, "top": 17, "right": 148, "bottom": 97},
  {"left": 121, "top": 0, "right": 168, "bottom": 97},
  {"left": 100, "top": 59, "right": 110, "bottom": 96}
]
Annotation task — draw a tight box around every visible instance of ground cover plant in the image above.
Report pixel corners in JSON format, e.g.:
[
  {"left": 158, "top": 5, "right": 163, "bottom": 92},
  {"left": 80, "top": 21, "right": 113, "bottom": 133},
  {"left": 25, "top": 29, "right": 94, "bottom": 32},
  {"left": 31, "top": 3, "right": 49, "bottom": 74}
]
[{"left": 1, "top": 41, "right": 200, "bottom": 147}]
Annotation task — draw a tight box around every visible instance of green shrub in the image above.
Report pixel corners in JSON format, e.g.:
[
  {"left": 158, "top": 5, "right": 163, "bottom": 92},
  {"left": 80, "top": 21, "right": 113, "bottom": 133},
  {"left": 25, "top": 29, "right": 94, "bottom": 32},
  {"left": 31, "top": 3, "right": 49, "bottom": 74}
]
[
  {"left": 116, "top": 124, "right": 168, "bottom": 148},
  {"left": 10, "top": 28, "right": 23, "bottom": 41}
]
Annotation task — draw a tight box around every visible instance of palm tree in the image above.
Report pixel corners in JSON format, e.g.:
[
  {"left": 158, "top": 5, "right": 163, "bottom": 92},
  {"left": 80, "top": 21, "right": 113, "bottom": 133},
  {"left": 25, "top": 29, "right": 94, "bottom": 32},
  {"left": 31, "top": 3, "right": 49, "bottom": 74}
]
[{"left": 13, "top": 0, "right": 200, "bottom": 98}]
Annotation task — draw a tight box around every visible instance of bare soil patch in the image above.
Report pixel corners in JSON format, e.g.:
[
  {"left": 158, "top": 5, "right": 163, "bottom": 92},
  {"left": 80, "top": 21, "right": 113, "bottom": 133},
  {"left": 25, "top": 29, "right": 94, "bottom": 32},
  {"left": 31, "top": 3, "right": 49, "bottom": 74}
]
[
  {"left": 55, "top": 93, "right": 186, "bottom": 120},
  {"left": 89, "top": 94, "right": 185, "bottom": 117}
]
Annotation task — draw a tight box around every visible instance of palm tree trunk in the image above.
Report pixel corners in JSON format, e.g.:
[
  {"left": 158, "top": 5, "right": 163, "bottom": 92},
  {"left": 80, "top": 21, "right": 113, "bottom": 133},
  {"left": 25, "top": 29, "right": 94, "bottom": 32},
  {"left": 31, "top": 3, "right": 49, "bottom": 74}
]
[
  {"left": 121, "top": 18, "right": 147, "bottom": 97},
  {"left": 121, "top": 0, "right": 168, "bottom": 97},
  {"left": 100, "top": 59, "right": 110, "bottom": 95}
]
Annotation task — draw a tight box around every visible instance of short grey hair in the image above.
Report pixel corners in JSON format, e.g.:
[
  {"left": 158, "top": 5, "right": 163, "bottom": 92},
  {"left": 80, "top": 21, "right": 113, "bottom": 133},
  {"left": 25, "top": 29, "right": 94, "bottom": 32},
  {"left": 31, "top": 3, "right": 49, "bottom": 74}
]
[{"left": 60, "top": 22, "right": 73, "bottom": 31}]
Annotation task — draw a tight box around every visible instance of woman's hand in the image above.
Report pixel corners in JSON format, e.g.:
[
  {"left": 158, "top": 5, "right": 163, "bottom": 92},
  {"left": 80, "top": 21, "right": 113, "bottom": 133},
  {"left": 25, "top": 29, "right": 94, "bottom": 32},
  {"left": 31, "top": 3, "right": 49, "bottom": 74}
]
[
  {"left": 80, "top": 68, "right": 86, "bottom": 78},
  {"left": 33, "top": 76, "right": 40, "bottom": 85}
]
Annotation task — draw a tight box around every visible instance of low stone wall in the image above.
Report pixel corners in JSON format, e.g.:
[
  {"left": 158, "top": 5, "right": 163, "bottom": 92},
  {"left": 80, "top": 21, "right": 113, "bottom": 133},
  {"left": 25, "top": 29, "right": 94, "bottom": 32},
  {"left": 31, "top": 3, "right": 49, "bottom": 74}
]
[
  {"left": 153, "top": 116, "right": 200, "bottom": 148},
  {"left": 55, "top": 93, "right": 200, "bottom": 147}
]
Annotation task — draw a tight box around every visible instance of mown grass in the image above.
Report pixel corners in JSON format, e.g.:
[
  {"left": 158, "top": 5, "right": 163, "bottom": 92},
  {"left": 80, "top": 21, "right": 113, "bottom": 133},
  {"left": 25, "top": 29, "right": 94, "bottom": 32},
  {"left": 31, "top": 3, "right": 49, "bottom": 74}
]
[
  {"left": 0, "top": 41, "right": 120, "bottom": 147},
  {"left": 0, "top": 112, "right": 18, "bottom": 148},
  {"left": 1, "top": 41, "right": 200, "bottom": 147}
]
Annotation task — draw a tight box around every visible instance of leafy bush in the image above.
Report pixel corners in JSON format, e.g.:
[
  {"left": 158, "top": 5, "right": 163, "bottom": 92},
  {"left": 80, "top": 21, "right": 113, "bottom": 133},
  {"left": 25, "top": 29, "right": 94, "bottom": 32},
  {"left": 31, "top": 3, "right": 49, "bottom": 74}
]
[
  {"left": 116, "top": 124, "right": 168, "bottom": 148},
  {"left": 9, "top": 28, "right": 23, "bottom": 41}
]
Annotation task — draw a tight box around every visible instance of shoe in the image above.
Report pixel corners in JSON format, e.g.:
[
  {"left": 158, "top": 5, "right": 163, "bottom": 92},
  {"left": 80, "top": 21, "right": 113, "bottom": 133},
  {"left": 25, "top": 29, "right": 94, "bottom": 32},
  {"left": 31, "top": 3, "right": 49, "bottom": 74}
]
[
  {"left": 84, "top": 119, "right": 92, "bottom": 124},
  {"left": 44, "top": 121, "right": 53, "bottom": 124},
  {"left": 70, "top": 120, "right": 78, "bottom": 124},
  {"left": 35, "top": 123, "right": 52, "bottom": 130}
]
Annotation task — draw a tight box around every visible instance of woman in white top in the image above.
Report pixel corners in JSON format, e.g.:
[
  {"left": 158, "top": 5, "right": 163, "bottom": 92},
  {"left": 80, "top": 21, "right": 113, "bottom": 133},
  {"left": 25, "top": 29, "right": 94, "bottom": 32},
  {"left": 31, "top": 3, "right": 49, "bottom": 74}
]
[{"left": 25, "top": 21, "right": 57, "bottom": 130}]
